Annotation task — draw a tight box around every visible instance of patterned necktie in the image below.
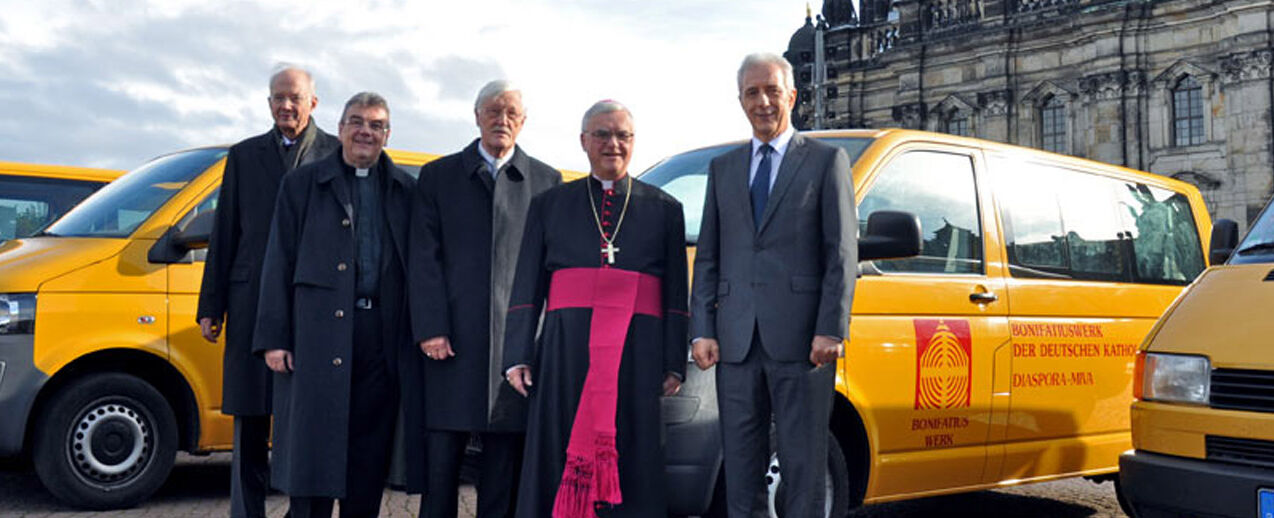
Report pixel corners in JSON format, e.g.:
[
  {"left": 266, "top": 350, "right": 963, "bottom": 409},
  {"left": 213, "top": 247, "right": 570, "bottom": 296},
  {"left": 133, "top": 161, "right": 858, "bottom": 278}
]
[{"left": 750, "top": 144, "right": 774, "bottom": 229}]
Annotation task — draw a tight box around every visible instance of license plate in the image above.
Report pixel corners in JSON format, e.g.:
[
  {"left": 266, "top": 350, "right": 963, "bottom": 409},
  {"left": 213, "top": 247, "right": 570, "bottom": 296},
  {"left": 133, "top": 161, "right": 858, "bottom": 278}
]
[{"left": 1260, "top": 488, "right": 1274, "bottom": 518}]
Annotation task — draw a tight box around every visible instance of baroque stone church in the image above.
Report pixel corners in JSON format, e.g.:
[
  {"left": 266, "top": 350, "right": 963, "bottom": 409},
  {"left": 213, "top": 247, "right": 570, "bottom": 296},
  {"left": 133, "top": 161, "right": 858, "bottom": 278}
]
[{"left": 785, "top": 0, "right": 1274, "bottom": 226}]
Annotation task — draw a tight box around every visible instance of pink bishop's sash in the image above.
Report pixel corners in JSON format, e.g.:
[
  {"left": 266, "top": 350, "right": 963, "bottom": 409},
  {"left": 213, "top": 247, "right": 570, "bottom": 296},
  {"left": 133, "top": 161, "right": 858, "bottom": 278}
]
[{"left": 545, "top": 267, "right": 662, "bottom": 518}]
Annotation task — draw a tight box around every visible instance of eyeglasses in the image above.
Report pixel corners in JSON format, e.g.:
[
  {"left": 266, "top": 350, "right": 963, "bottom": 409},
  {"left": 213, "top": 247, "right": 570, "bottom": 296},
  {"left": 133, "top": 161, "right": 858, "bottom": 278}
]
[
  {"left": 342, "top": 117, "right": 389, "bottom": 134},
  {"left": 587, "top": 130, "right": 634, "bottom": 143},
  {"left": 481, "top": 107, "right": 525, "bottom": 120}
]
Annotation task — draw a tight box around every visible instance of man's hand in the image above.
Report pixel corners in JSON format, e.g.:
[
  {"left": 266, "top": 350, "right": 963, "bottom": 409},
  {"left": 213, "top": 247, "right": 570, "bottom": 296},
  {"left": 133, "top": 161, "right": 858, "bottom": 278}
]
[
  {"left": 692, "top": 338, "right": 720, "bottom": 370},
  {"left": 199, "top": 317, "right": 222, "bottom": 343},
  {"left": 419, "top": 336, "right": 454, "bottom": 361},
  {"left": 265, "top": 349, "right": 294, "bottom": 373},
  {"left": 507, "top": 365, "right": 533, "bottom": 397},
  {"left": 810, "top": 335, "right": 844, "bottom": 366},
  {"left": 662, "top": 373, "right": 682, "bottom": 396}
]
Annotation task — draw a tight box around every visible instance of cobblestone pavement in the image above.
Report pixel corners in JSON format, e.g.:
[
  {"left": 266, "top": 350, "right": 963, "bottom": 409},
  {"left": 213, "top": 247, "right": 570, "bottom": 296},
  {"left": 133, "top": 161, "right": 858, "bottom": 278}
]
[{"left": 1, "top": 453, "right": 1125, "bottom": 517}]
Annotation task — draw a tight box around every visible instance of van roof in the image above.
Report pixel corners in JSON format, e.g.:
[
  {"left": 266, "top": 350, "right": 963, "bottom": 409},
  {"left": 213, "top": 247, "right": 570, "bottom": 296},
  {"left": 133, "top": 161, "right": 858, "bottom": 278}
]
[{"left": 0, "top": 161, "right": 126, "bottom": 183}]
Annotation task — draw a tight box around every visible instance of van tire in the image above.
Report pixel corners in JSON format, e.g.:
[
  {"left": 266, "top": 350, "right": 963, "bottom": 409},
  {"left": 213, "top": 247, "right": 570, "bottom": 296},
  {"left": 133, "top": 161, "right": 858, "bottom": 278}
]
[
  {"left": 32, "top": 373, "right": 178, "bottom": 510},
  {"left": 704, "top": 429, "right": 851, "bottom": 518}
]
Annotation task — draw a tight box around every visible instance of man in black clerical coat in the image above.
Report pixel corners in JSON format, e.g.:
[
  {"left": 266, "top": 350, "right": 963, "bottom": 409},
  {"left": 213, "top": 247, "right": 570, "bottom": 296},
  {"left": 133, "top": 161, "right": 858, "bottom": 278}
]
[
  {"left": 406, "top": 80, "right": 561, "bottom": 518},
  {"left": 254, "top": 92, "right": 412, "bottom": 518},
  {"left": 503, "top": 100, "right": 688, "bottom": 518},
  {"left": 197, "top": 64, "right": 338, "bottom": 518}
]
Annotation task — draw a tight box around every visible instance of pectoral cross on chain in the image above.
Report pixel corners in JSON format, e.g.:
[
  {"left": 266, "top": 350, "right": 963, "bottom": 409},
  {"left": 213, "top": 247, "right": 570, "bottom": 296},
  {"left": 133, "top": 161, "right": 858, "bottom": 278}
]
[{"left": 602, "top": 242, "right": 620, "bottom": 264}]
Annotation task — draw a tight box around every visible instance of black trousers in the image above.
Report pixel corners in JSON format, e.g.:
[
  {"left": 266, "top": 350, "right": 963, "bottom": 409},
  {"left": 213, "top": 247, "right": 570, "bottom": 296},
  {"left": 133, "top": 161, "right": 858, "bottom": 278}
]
[
  {"left": 229, "top": 414, "right": 271, "bottom": 518},
  {"left": 290, "top": 305, "right": 397, "bottom": 518},
  {"left": 716, "top": 332, "right": 835, "bottom": 518},
  {"left": 422, "top": 430, "right": 524, "bottom": 518}
]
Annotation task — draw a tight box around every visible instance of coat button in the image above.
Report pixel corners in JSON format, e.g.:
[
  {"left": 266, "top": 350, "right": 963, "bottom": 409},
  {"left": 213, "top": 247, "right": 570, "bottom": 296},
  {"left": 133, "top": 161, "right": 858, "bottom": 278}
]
[
  {"left": 341, "top": 218, "right": 351, "bottom": 227},
  {"left": 335, "top": 310, "right": 345, "bottom": 318},
  {"left": 337, "top": 262, "right": 348, "bottom": 271},
  {"left": 332, "top": 357, "right": 343, "bottom": 366}
]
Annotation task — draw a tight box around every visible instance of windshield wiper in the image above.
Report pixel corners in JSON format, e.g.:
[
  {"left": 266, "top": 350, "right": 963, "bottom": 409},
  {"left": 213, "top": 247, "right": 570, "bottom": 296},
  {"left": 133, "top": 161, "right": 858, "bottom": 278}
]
[
  {"left": 1235, "top": 241, "right": 1274, "bottom": 255},
  {"left": 32, "top": 230, "right": 59, "bottom": 238}
]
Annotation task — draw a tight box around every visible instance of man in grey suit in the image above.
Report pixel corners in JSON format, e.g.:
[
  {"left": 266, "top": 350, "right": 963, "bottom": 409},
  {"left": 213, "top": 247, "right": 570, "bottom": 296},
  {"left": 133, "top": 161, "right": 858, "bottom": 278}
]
[
  {"left": 690, "top": 53, "right": 857, "bottom": 518},
  {"left": 197, "top": 64, "right": 339, "bottom": 518}
]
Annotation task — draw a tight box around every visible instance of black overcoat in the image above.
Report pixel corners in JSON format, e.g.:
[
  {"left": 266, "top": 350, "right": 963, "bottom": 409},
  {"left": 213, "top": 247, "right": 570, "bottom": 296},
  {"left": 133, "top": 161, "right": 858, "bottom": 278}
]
[
  {"left": 197, "top": 121, "right": 338, "bottom": 415},
  {"left": 252, "top": 149, "right": 413, "bottom": 497},
  {"left": 400, "top": 140, "right": 560, "bottom": 492}
]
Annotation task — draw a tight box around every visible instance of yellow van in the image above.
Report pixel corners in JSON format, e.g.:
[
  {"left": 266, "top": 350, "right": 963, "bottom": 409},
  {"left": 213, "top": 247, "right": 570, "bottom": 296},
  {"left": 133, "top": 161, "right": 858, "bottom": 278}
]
[
  {"left": 640, "top": 129, "right": 1214, "bottom": 516},
  {"left": 0, "top": 161, "right": 123, "bottom": 241},
  {"left": 1119, "top": 203, "right": 1274, "bottom": 518},
  {"left": 0, "top": 146, "right": 438, "bottom": 509}
]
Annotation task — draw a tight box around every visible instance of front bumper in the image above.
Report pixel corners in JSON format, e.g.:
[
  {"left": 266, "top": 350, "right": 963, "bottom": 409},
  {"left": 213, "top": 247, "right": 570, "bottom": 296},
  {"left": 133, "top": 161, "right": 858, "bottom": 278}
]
[
  {"left": 1120, "top": 449, "right": 1274, "bottom": 518},
  {"left": 0, "top": 334, "right": 44, "bottom": 457}
]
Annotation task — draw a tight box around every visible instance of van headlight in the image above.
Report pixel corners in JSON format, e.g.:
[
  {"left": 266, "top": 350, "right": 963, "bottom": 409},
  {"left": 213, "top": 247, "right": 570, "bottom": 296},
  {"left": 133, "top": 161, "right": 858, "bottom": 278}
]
[
  {"left": 0, "top": 293, "right": 36, "bottom": 335},
  {"left": 1138, "top": 352, "right": 1210, "bottom": 404}
]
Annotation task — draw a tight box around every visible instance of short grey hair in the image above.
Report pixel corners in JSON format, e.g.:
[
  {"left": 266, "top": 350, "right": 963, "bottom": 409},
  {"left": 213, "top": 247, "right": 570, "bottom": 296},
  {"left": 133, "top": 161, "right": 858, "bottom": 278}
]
[
  {"left": 474, "top": 80, "right": 521, "bottom": 112},
  {"left": 269, "top": 63, "right": 316, "bottom": 95},
  {"left": 736, "top": 53, "right": 795, "bottom": 91},
  {"left": 342, "top": 91, "right": 390, "bottom": 123},
  {"left": 580, "top": 100, "right": 633, "bottom": 132}
]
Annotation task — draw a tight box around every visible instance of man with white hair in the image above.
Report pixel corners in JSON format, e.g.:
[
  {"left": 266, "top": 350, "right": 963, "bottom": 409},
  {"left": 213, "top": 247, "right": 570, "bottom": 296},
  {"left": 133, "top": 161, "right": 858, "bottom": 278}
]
[
  {"left": 503, "top": 100, "right": 689, "bottom": 518},
  {"left": 691, "top": 52, "right": 857, "bottom": 517},
  {"left": 197, "top": 64, "right": 338, "bottom": 518},
  {"left": 407, "top": 80, "right": 561, "bottom": 518}
]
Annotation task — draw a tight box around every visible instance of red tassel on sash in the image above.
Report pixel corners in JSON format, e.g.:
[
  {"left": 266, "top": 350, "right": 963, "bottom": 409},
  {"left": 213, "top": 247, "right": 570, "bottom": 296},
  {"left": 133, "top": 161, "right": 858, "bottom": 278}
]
[{"left": 545, "top": 268, "right": 662, "bottom": 518}]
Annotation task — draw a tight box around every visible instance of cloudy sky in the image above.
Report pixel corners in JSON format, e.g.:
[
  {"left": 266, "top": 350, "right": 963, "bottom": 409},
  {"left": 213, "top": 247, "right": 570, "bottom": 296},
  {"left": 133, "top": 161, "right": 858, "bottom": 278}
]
[{"left": 0, "top": 0, "right": 827, "bottom": 174}]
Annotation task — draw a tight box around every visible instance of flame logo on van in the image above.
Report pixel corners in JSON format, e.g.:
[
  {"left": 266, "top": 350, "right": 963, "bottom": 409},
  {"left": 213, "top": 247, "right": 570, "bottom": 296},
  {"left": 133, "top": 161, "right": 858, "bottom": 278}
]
[{"left": 914, "top": 319, "right": 972, "bottom": 410}]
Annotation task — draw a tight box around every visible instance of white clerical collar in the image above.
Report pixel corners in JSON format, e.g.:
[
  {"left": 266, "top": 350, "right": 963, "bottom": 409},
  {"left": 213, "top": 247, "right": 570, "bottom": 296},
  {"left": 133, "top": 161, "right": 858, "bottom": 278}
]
[
  {"left": 355, "top": 167, "right": 370, "bottom": 178},
  {"left": 750, "top": 126, "right": 796, "bottom": 157},
  {"left": 477, "top": 142, "right": 512, "bottom": 175},
  {"left": 591, "top": 173, "right": 628, "bottom": 190}
]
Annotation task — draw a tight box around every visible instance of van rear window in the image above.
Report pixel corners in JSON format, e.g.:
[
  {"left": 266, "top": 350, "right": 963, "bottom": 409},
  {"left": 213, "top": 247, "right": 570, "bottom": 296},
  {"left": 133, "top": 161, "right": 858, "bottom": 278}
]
[
  {"left": 0, "top": 176, "right": 104, "bottom": 240},
  {"left": 993, "top": 156, "right": 1205, "bottom": 285},
  {"left": 639, "top": 137, "right": 872, "bottom": 243}
]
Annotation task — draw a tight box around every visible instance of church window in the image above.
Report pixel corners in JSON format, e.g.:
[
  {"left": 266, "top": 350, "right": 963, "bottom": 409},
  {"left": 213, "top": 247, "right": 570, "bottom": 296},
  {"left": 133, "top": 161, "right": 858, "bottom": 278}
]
[
  {"left": 1172, "top": 76, "right": 1205, "bottom": 147},
  {"left": 1040, "top": 95, "right": 1066, "bottom": 153},
  {"left": 944, "top": 110, "right": 970, "bottom": 137}
]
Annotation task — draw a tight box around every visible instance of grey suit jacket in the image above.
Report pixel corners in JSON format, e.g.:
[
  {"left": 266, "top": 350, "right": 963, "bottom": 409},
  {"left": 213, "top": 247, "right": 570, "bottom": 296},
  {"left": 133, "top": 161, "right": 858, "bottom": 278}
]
[{"left": 690, "top": 133, "right": 857, "bottom": 363}]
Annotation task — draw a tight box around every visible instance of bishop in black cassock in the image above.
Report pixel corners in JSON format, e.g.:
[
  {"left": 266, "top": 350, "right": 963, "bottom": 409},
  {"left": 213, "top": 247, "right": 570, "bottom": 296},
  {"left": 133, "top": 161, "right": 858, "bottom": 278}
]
[{"left": 503, "top": 101, "right": 689, "bottom": 518}]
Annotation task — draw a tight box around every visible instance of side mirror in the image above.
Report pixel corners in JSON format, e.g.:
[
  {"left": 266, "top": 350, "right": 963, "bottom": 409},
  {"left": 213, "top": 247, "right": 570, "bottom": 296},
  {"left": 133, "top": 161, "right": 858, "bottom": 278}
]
[
  {"left": 1209, "top": 218, "right": 1238, "bottom": 266},
  {"left": 173, "top": 210, "right": 215, "bottom": 250},
  {"left": 147, "top": 209, "right": 215, "bottom": 264},
  {"left": 859, "top": 210, "right": 922, "bottom": 262}
]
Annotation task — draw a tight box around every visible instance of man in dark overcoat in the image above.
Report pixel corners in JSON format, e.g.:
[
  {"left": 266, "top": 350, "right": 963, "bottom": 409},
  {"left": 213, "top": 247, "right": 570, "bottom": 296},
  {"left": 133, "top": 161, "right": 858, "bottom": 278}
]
[
  {"left": 690, "top": 53, "right": 857, "bottom": 518},
  {"left": 196, "top": 64, "right": 338, "bottom": 518},
  {"left": 407, "top": 80, "right": 561, "bottom": 518},
  {"left": 253, "top": 91, "right": 412, "bottom": 518}
]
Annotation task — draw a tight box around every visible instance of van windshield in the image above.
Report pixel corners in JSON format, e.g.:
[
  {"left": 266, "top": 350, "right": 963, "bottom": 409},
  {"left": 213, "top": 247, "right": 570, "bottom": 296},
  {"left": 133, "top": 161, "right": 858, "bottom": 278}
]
[
  {"left": 639, "top": 137, "right": 872, "bottom": 242},
  {"left": 1230, "top": 202, "right": 1274, "bottom": 265},
  {"left": 43, "top": 148, "right": 227, "bottom": 238}
]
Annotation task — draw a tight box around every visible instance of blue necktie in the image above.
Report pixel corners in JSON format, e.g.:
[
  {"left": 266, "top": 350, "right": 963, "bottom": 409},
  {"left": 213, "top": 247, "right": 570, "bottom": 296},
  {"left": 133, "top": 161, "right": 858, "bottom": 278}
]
[{"left": 750, "top": 144, "right": 774, "bottom": 229}]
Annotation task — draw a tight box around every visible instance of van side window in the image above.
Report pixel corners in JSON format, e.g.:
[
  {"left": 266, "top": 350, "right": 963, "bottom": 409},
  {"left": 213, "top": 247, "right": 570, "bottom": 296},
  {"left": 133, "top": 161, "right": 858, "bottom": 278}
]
[
  {"left": 859, "top": 150, "right": 983, "bottom": 274},
  {"left": 174, "top": 189, "right": 218, "bottom": 262},
  {"left": 1117, "top": 183, "right": 1205, "bottom": 283},
  {"left": 995, "top": 157, "right": 1204, "bottom": 285}
]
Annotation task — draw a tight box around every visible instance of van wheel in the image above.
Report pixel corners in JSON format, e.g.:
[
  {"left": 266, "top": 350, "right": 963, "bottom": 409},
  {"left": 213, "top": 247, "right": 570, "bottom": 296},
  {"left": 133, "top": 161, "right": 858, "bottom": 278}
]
[{"left": 32, "top": 373, "right": 177, "bottom": 510}]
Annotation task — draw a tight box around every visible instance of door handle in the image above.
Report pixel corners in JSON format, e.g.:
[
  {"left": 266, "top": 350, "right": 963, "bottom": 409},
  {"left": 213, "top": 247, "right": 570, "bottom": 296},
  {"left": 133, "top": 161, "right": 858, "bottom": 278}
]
[{"left": 969, "top": 291, "right": 998, "bottom": 304}]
